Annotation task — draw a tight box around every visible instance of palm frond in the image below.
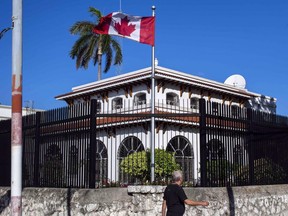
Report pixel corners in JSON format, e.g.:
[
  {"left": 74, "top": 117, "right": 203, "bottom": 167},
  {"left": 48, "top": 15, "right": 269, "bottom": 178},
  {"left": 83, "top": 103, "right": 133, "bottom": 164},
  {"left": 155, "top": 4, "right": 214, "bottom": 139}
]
[
  {"left": 76, "top": 44, "right": 89, "bottom": 69},
  {"left": 89, "top": 7, "right": 102, "bottom": 23},
  {"left": 70, "top": 21, "right": 94, "bottom": 35},
  {"left": 110, "top": 38, "right": 123, "bottom": 65},
  {"left": 104, "top": 45, "right": 113, "bottom": 73},
  {"left": 81, "top": 37, "right": 98, "bottom": 69},
  {"left": 70, "top": 34, "right": 92, "bottom": 58},
  {"left": 69, "top": 7, "right": 123, "bottom": 80}
]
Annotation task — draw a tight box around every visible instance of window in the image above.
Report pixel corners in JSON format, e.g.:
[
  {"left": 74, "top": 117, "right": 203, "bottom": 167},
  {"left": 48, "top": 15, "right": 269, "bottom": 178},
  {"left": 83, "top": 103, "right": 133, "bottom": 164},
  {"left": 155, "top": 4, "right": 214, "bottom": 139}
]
[
  {"left": 68, "top": 146, "right": 78, "bottom": 176},
  {"left": 134, "top": 93, "right": 146, "bottom": 106},
  {"left": 212, "top": 102, "right": 218, "bottom": 115},
  {"left": 112, "top": 97, "right": 123, "bottom": 110},
  {"left": 84, "top": 140, "right": 108, "bottom": 187},
  {"left": 190, "top": 97, "right": 199, "bottom": 110},
  {"left": 231, "top": 105, "right": 238, "bottom": 117},
  {"left": 95, "top": 140, "right": 108, "bottom": 185},
  {"left": 118, "top": 136, "right": 144, "bottom": 183},
  {"left": 96, "top": 102, "right": 101, "bottom": 113},
  {"left": 166, "top": 136, "right": 194, "bottom": 182},
  {"left": 206, "top": 139, "right": 225, "bottom": 160},
  {"left": 41, "top": 144, "right": 63, "bottom": 186},
  {"left": 233, "top": 144, "right": 243, "bottom": 165},
  {"left": 166, "top": 93, "right": 179, "bottom": 106}
]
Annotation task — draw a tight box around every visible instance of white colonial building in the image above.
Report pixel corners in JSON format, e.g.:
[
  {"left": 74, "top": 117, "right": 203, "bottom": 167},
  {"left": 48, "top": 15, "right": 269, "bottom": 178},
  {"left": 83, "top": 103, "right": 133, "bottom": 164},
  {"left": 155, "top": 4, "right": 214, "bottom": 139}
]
[
  {"left": 0, "top": 103, "right": 43, "bottom": 121},
  {"left": 55, "top": 66, "right": 276, "bottom": 184}
]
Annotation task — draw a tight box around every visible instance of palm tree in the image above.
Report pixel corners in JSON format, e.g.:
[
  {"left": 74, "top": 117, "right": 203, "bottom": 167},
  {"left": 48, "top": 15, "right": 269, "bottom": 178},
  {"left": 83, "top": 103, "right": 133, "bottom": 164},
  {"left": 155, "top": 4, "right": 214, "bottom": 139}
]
[{"left": 70, "top": 7, "right": 123, "bottom": 80}]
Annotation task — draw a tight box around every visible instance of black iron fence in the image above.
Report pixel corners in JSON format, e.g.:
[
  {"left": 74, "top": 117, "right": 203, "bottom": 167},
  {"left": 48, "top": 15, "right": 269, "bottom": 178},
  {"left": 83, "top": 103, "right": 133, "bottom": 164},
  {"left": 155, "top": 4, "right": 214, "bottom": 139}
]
[{"left": 0, "top": 99, "right": 288, "bottom": 188}]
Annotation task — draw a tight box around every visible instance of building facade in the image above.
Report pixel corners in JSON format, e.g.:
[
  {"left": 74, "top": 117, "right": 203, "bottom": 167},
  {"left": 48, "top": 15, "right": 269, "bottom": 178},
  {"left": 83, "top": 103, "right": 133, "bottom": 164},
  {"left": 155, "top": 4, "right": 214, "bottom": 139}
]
[
  {"left": 0, "top": 104, "right": 43, "bottom": 121},
  {"left": 55, "top": 66, "right": 276, "bottom": 184}
]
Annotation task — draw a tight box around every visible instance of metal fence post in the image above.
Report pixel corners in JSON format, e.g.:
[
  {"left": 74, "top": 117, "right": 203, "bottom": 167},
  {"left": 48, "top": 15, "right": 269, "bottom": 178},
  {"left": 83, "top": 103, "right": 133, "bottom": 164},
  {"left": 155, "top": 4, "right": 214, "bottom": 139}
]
[
  {"left": 89, "top": 100, "right": 97, "bottom": 188},
  {"left": 199, "top": 98, "right": 207, "bottom": 187},
  {"left": 247, "top": 108, "right": 254, "bottom": 185},
  {"left": 33, "top": 112, "right": 41, "bottom": 186}
]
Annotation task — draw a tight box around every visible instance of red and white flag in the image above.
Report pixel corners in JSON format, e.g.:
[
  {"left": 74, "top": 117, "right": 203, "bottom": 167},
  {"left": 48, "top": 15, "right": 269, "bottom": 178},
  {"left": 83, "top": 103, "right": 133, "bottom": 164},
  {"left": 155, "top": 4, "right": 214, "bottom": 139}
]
[{"left": 93, "top": 12, "right": 155, "bottom": 46}]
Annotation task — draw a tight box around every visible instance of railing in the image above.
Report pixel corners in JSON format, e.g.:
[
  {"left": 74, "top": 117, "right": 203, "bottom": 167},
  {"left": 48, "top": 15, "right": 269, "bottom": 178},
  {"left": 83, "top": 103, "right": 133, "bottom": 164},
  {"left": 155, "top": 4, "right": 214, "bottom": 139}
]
[{"left": 0, "top": 99, "right": 288, "bottom": 188}]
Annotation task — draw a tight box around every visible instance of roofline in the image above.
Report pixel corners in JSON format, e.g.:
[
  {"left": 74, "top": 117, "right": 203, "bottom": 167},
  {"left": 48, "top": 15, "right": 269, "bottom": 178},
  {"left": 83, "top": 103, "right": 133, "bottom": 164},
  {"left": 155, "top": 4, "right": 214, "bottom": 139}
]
[
  {"left": 55, "top": 66, "right": 271, "bottom": 101},
  {"left": 155, "top": 66, "right": 257, "bottom": 98},
  {"left": 55, "top": 67, "right": 152, "bottom": 100},
  {"left": 0, "top": 104, "right": 44, "bottom": 111}
]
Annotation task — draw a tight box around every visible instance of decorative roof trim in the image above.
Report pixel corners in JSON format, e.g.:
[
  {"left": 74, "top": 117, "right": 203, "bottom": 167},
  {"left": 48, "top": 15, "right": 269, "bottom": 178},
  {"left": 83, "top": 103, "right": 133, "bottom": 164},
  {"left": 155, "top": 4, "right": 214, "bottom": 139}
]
[{"left": 55, "top": 66, "right": 267, "bottom": 100}]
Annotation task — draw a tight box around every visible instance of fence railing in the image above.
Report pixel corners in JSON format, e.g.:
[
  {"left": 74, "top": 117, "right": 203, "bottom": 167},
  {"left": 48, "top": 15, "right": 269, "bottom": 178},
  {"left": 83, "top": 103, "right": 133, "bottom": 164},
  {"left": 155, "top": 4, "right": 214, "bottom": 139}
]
[{"left": 0, "top": 99, "right": 288, "bottom": 188}]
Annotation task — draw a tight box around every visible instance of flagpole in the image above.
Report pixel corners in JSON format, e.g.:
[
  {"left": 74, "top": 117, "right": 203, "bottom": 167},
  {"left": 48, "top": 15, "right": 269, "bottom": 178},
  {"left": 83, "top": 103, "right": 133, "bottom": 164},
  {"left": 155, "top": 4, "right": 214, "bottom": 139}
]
[{"left": 150, "top": 5, "right": 156, "bottom": 183}]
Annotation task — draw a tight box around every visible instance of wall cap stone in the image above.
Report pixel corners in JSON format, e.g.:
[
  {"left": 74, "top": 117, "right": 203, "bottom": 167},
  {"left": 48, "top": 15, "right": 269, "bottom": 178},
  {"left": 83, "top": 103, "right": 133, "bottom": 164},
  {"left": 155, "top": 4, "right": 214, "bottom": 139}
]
[{"left": 128, "top": 185, "right": 166, "bottom": 194}]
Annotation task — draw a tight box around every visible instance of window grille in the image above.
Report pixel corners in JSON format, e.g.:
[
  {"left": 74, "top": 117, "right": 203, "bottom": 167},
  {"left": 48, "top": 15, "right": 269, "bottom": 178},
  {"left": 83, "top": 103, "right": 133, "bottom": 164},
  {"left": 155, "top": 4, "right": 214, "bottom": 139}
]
[
  {"left": 166, "top": 93, "right": 179, "bottom": 106},
  {"left": 112, "top": 98, "right": 123, "bottom": 110},
  {"left": 134, "top": 93, "right": 146, "bottom": 106},
  {"left": 96, "top": 102, "right": 101, "bottom": 113},
  {"left": 206, "top": 139, "right": 226, "bottom": 160},
  {"left": 95, "top": 140, "right": 108, "bottom": 184},
  {"left": 190, "top": 97, "right": 199, "bottom": 110},
  {"left": 118, "top": 136, "right": 144, "bottom": 183},
  {"left": 166, "top": 136, "right": 194, "bottom": 182},
  {"left": 68, "top": 146, "right": 78, "bottom": 175}
]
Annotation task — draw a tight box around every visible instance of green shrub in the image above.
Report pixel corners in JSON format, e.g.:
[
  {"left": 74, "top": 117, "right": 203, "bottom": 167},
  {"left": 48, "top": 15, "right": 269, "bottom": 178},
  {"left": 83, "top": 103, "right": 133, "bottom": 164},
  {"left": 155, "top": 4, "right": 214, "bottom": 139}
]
[
  {"left": 236, "top": 158, "right": 287, "bottom": 185},
  {"left": 206, "top": 159, "right": 232, "bottom": 186},
  {"left": 120, "top": 149, "right": 180, "bottom": 183}
]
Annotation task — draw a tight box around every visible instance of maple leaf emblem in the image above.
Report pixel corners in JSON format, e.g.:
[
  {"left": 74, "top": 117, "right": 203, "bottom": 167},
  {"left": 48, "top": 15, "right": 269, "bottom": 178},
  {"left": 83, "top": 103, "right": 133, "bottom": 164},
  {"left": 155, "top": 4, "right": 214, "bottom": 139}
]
[{"left": 114, "top": 16, "right": 136, "bottom": 37}]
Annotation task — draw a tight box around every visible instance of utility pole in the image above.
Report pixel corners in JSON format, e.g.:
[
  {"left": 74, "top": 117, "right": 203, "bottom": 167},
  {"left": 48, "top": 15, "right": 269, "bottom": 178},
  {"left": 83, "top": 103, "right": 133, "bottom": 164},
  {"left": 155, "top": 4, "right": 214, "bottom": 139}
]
[{"left": 11, "top": 0, "right": 23, "bottom": 214}]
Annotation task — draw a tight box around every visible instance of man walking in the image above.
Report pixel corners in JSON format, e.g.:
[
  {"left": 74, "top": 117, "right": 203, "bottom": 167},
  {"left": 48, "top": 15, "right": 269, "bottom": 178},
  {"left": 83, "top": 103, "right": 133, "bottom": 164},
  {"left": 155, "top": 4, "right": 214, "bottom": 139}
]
[{"left": 162, "top": 170, "right": 209, "bottom": 216}]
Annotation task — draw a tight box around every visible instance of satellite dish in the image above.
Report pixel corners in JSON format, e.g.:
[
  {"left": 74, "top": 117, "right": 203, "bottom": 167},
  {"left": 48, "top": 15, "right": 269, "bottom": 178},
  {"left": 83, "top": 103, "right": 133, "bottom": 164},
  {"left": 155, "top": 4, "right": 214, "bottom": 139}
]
[{"left": 224, "top": 74, "right": 246, "bottom": 89}]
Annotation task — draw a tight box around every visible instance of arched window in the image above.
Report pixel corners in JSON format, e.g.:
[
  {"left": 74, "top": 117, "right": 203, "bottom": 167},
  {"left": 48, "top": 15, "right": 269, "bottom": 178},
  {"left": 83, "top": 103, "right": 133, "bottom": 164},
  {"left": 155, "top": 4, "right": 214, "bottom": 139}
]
[
  {"left": 112, "top": 97, "right": 123, "bottom": 110},
  {"left": 166, "top": 92, "right": 179, "bottom": 106},
  {"left": 166, "top": 136, "right": 194, "bottom": 182},
  {"left": 118, "top": 136, "right": 144, "bottom": 183},
  {"left": 206, "top": 139, "right": 226, "bottom": 160},
  {"left": 190, "top": 97, "right": 199, "bottom": 110},
  {"left": 134, "top": 93, "right": 146, "bottom": 106},
  {"left": 84, "top": 140, "right": 108, "bottom": 187},
  {"left": 42, "top": 144, "right": 63, "bottom": 186},
  {"left": 95, "top": 140, "right": 108, "bottom": 184},
  {"left": 68, "top": 146, "right": 78, "bottom": 176},
  {"left": 233, "top": 144, "right": 243, "bottom": 165}
]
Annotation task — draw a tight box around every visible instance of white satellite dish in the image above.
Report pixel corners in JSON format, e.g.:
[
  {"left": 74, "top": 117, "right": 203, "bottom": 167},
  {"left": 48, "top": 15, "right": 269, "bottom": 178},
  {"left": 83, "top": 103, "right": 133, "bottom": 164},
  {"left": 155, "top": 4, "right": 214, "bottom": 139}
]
[{"left": 224, "top": 74, "right": 246, "bottom": 89}]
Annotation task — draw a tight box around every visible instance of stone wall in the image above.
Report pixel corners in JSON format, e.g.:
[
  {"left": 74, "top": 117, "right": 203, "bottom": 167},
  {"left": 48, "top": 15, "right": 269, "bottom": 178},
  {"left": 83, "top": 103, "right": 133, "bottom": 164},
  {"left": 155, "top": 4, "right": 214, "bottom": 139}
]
[{"left": 0, "top": 185, "right": 288, "bottom": 215}]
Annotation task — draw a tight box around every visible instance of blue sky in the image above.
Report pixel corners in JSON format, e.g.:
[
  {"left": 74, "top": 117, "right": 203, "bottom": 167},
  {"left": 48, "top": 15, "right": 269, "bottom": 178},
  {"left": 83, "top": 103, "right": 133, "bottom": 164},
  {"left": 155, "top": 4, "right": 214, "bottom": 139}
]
[{"left": 0, "top": 0, "right": 288, "bottom": 115}]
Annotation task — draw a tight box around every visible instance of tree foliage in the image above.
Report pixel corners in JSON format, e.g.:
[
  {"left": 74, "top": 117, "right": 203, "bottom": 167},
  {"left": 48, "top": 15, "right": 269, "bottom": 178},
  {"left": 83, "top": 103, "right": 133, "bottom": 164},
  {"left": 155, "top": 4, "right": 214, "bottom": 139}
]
[
  {"left": 120, "top": 149, "right": 180, "bottom": 182},
  {"left": 70, "top": 7, "right": 123, "bottom": 80}
]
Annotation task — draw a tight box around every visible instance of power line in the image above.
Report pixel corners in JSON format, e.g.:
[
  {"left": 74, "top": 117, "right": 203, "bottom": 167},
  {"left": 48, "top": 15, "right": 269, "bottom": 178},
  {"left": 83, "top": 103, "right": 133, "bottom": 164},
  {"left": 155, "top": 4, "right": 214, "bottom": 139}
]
[{"left": 0, "top": 27, "right": 12, "bottom": 40}]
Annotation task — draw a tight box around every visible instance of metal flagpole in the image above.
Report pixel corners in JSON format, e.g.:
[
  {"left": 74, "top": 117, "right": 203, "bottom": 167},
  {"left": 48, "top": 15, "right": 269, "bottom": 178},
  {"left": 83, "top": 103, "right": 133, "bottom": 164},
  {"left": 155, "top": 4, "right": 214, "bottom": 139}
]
[
  {"left": 150, "top": 5, "right": 156, "bottom": 183},
  {"left": 11, "top": 0, "right": 23, "bottom": 214}
]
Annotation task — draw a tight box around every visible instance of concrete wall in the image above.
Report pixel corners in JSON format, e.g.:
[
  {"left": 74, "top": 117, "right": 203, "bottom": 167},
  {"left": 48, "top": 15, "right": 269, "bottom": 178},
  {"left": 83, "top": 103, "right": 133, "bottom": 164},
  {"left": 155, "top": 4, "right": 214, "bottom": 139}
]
[{"left": 0, "top": 185, "right": 288, "bottom": 215}]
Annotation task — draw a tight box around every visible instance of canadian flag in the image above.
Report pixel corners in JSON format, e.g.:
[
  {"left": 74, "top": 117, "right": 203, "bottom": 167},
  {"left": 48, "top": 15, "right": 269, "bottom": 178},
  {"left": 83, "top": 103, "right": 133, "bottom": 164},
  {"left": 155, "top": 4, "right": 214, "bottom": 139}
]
[{"left": 93, "top": 12, "right": 155, "bottom": 46}]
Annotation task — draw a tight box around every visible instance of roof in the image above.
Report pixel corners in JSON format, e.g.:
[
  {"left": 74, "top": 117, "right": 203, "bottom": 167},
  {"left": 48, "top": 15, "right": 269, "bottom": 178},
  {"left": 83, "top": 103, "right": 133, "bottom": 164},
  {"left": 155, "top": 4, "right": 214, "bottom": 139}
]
[{"left": 55, "top": 66, "right": 265, "bottom": 101}]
